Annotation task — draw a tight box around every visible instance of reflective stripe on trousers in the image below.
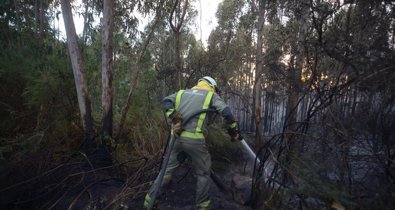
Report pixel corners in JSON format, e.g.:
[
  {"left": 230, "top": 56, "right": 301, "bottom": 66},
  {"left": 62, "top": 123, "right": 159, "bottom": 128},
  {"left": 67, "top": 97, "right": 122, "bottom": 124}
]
[{"left": 197, "top": 200, "right": 211, "bottom": 210}]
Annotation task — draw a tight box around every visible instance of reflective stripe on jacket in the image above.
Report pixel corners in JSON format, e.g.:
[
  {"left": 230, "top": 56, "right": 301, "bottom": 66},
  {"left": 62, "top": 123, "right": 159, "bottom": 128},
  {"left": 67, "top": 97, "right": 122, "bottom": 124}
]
[
  {"left": 162, "top": 87, "right": 236, "bottom": 143},
  {"left": 175, "top": 89, "right": 213, "bottom": 140},
  {"left": 172, "top": 89, "right": 213, "bottom": 143}
]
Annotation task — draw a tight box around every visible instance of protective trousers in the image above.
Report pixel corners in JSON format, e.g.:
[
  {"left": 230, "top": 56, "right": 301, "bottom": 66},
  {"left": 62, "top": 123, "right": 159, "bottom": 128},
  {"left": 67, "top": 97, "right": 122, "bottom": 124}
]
[{"left": 144, "top": 140, "right": 211, "bottom": 209}]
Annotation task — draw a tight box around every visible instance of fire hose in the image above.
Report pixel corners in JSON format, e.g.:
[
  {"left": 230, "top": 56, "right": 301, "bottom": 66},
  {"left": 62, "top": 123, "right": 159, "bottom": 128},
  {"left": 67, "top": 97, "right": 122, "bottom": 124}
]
[{"left": 147, "top": 109, "right": 260, "bottom": 210}]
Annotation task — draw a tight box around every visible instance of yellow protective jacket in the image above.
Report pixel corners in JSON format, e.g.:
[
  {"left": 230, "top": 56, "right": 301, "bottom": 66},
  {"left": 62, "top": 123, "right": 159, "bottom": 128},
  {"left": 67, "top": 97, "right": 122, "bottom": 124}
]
[{"left": 162, "top": 80, "right": 237, "bottom": 144}]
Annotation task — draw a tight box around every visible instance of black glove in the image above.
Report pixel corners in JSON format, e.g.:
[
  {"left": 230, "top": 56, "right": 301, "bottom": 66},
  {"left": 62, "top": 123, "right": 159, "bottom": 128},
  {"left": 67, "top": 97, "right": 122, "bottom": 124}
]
[
  {"left": 170, "top": 111, "right": 182, "bottom": 124},
  {"left": 171, "top": 111, "right": 182, "bottom": 137},
  {"left": 173, "top": 121, "right": 182, "bottom": 137},
  {"left": 227, "top": 127, "right": 240, "bottom": 142}
]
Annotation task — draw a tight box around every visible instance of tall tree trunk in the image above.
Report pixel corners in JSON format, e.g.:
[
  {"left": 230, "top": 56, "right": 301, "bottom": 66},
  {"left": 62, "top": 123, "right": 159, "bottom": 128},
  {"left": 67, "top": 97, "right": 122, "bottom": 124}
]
[
  {"left": 35, "top": 0, "right": 39, "bottom": 36},
  {"left": 101, "top": 0, "right": 114, "bottom": 143},
  {"left": 15, "top": 0, "right": 21, "bottom": 46},
  {"left": 60, "top": 0, "right": 95, "bottom": 148},
  {"left": 247, "top": 48, "right": 253, "bottom": 132},
  {"left": 82, "top": 0, "right": 90, "bottom": 45},
  {"left": 34, "top": 0, "right": 45, "bottom": 42},
  {"left": 115, "top": 0, "right": 165, "bottom": 141},
  {"left": 39, "top": 0, "right": 45, "bottom": 41},
  {"left": 263, "top": 93, "right": 269, "bottom": 133},
  {"left": 284, "top": 2, "right": 309, "bottom": 159},
  {"left": 175, "top": 31, "right": 182, "bottom": 89},
  {"left": 169, "top": 0, "right": 188, "bottom": 89},
  {"left": 285, "top": 2, "right": 309, "bottom": 142},
  {"left": 252, "top": 0, "right": 266, "bottom": 151}
]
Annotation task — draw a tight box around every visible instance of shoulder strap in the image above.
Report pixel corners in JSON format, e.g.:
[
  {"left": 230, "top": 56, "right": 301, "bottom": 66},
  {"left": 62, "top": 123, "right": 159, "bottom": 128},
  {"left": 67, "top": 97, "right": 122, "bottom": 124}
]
[
  {"left": 175, "top": 90, "right": 185, "bottom": 110},
  {"left": 195, "top": 91, "right": 214, "bottom": 134}
]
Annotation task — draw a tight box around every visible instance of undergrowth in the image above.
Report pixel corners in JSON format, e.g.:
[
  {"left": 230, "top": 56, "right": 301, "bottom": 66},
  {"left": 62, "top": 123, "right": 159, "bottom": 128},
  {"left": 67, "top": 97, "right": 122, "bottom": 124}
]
[{"left": 206, "top": 123, "right": 242, "bottom": 172}]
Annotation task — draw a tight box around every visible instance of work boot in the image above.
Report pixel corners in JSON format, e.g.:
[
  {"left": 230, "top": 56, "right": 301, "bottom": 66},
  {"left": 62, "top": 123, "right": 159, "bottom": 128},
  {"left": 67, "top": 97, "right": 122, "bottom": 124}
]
[
  {"left": 143, "top": 193, "right": 158, "bottom": 209},
  {"left": 197, "top": 200, "right": 210, "bottom": 210}
]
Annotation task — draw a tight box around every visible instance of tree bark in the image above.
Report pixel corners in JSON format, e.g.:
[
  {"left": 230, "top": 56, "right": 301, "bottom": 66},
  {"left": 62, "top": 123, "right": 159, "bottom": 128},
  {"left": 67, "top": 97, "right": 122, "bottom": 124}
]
[
  {"left": 175, "top": 31, "right": 182, "bottom": 88},
  {"left": 285, "top": 1, "right": 309, "bottom": 151},
  {"left": 35, "top": 0, "right": 39, "bottom": 36},
  {"left": 169, "top": 0, "right": 188, "bottom": 89},
  {"left": 39, "top": 0, "right": 45, "bottom": 41},
  {"left": 101, "top": 0, "right": 114, "bottom": 142},
  {"left": 252, "top": 0, "right": 266, "bottom": 151},
  {"left": 60, "top": 0, "right": 95, "bottom": 148},
  {"left": 82, "top": 0, "right": 91, "bottom": 45}
]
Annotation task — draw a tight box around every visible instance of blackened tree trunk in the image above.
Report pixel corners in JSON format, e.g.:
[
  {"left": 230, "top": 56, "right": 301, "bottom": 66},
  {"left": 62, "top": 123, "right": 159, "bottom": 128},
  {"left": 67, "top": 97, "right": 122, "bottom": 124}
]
[
  {"left": 101, "top": 0, "right": 114, "bottom": 144},
  {"left": 60, "top": 0, "right": 95, "bottom": 149}
]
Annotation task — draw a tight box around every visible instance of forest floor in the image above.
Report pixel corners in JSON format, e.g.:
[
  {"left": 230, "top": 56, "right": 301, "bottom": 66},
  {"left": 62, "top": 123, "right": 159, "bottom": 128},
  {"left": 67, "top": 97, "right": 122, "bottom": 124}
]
[
  {"left": 0, "top": 135, "right": 257, "bottom": 210},
  {"left": 126, "top": 135, "right": 256, "bottom": 210}
]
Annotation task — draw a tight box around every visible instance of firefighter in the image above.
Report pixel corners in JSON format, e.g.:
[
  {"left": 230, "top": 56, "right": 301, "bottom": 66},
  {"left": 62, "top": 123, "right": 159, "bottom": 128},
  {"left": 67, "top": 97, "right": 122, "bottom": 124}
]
[{"left": 144, "top": 76, "right": 239, "bottom": 210}]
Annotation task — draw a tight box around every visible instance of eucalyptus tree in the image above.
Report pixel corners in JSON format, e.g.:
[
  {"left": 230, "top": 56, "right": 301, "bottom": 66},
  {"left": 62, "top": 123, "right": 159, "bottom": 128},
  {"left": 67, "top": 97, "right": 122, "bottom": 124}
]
[
  {"left": 250, "top": 0, "right": 267, "bottom": 150},
  {"left": 260, "top": 1, "right": 288, "bottom": 134},
  {"left": 59, "top": 0, "right": 164, "bottom": 149},
  {"left": 169, "top": 0, "right": 189, "bottom": 89},
  {"left": 0, "top": 0, "right": 61, "bottom": 137},
  {"left": 206, "top": 0, "right": 246, "bottom": 86},
  {"left": 116, "top": 0, "right": 166, "bottom": 141},
  {"left": 284, "top": 0, "right": 309, "bottom": 152},
  {"left": 60, "top": 0, "right": 95, "bottom": 148},
  {"left": 183, "top": 33, "right": 208, "bottom": 87},
  {"left": 35, "top": 0, "right": 49, "bottom": 42},
  {"left": 1, "top": 0, "right": 54, "bottom": 44},
  {"left": 250, "top": 0, "right": 395, "bottom": 209},
  {"left": 142, "top": 0, "right": 198, "bottom": 92},
  {"left": 101, "top": 0, "right": 114, "bottom": 142},
  {"left": 313, "top": 0, "right": 395, "bottom": 199},
  {"left": 147, "top": 18, "right": 175, "bottom": 90},
  {"left": 231, "top": 11, "right": 256, "bottom": 130}
]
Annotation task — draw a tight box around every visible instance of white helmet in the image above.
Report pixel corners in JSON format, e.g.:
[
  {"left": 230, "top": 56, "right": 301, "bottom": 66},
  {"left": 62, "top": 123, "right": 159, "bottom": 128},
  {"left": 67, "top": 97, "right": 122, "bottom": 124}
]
[{"left": 199, "top": 76, "right": 218, "bottom": 90}]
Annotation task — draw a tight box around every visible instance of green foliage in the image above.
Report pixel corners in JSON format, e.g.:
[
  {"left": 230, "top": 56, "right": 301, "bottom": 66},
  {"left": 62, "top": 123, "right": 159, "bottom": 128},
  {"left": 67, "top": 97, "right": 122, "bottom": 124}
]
[
  {"left": 112, "top": 62, "right": 166, "bottom": 167},
  {"left": 24, "top": 43, "right": 76, "bottom": 107},
  {"left": 0, "top": 133, "right": 45, "bottom": 162},
  {"left": 83, "top": 30, "right": 103, "bottom": 115},
  {"left": 112, "top": 106, "right": 166, "bottom": 171},
  {"left": 0, "top": 9, "right": 82, "bottom": 193},
  {"left": 206, "top": 123, "right": 241, "bottom": 171},
  {"left": 288, "top": 155, "right": 356, "bottom": 209},
  {"left": 0, "top": 35, "right": 34, "bottom": 135},
  {"left": 0, "top": 0, "right": 394, "bottom": 209},
  {"left": 0, "top": 29, "right": 77, "bottom": 136}
]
